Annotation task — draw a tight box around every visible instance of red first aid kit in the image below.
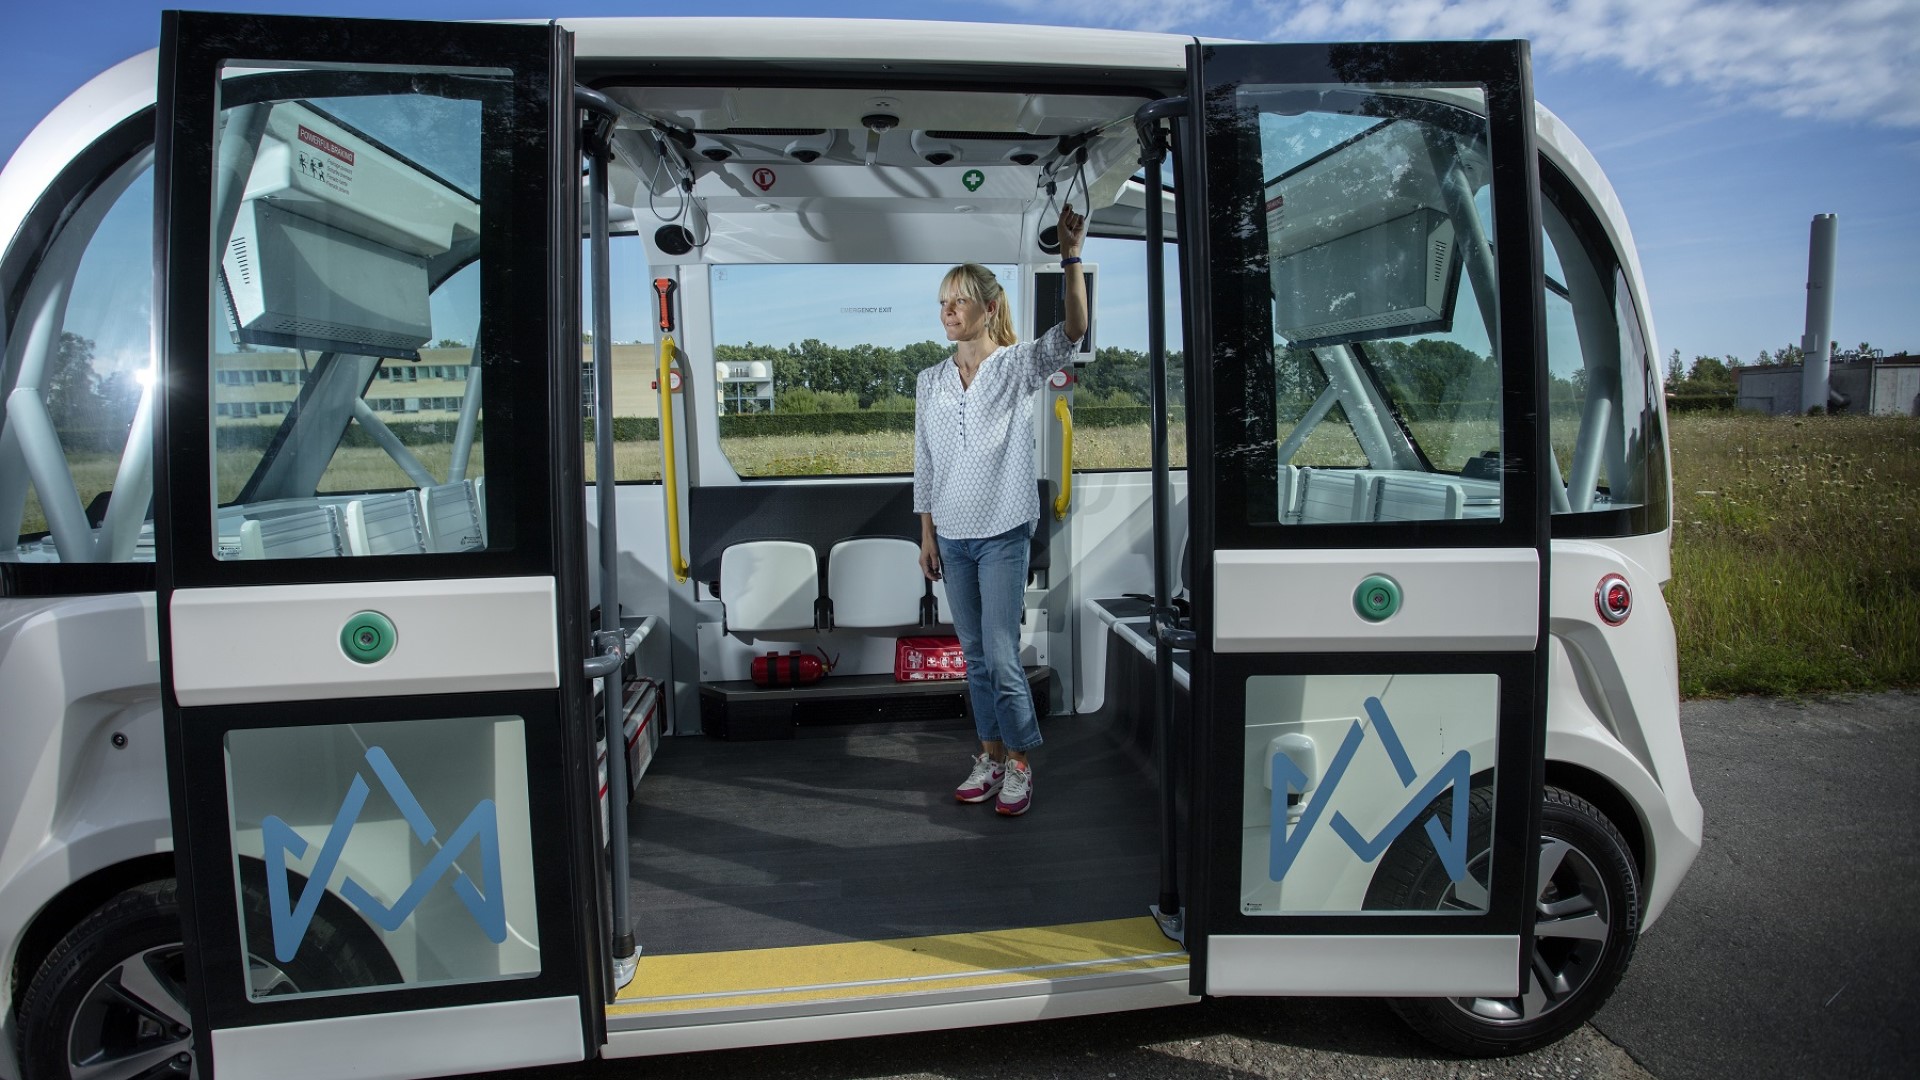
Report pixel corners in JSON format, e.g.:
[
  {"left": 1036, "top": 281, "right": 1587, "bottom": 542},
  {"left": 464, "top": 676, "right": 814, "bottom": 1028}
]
[{"left": 895, "top": 636, "right": 967, "bottom": 681}]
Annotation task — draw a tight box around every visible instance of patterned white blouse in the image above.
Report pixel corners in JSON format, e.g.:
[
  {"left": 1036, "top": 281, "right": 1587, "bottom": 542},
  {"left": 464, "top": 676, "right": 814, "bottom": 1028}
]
[{"left": 913, "top": 323, "right": 1080, "bottom": 540}]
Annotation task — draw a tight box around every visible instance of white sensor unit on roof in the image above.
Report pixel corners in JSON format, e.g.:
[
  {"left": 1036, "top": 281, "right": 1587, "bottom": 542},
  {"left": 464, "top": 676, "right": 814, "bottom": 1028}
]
[
  {"left": 1264, "top": 119, "right": 1464, "bottom": 348},
  {"left": 219, "top": 101, "right": 479, "bottom": 359}
]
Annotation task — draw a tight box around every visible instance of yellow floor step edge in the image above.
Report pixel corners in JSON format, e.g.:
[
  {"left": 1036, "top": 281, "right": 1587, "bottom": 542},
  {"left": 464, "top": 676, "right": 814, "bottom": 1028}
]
[{"left": 609, "top": 916, "right": 1186, "bottom": 1017}]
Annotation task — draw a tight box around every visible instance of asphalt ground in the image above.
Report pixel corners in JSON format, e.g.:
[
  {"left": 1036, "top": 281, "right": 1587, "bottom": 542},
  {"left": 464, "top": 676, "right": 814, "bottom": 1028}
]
[{"left": 488, "top": 691, "right": 1918, "bottom": 1080}]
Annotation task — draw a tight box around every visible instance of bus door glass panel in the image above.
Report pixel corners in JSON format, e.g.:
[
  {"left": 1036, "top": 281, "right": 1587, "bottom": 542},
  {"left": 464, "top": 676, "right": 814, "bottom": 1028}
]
[
  {"left": 211, "top": 86, "right": 490, "bottom": 559},
  {"left": 1190, "top": 41, "right": 1546, "bottom": 994}
]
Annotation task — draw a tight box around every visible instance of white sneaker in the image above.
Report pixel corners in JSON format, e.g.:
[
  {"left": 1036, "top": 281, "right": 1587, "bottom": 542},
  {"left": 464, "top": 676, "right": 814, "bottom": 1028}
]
[
  {"left": 955, "top": 753, "right": 1004, "bottom": 803},
  {"left": 996, "top": 759, "right": 1033, "bottom": 816}
]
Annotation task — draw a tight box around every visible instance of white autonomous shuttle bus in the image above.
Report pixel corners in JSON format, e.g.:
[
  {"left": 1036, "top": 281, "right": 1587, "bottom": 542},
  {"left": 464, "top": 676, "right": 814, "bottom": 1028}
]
[{"left": 0, "top": 12, "right": 1702, "bottom": 1079}]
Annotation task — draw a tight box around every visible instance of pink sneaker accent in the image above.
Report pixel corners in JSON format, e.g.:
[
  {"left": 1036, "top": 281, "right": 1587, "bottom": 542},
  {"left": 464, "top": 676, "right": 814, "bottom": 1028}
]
[
  {"left": 955, "top": 753, "right": 1004, "bottom": 803},
  {"left": 996, "top": 759, "right": 1033, "bottom": 816}
]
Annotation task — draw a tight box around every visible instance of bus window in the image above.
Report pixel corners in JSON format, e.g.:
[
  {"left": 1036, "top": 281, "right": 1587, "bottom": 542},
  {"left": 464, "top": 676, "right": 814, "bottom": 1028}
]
[
  {"left": 3, "top": 159, "right": 154, "bottom": 560},
  {"left": 1071, "top": 235, "right": 1188, "bottom": 471},
  {"left": 707, "top": 263, "right": 1017, "bottom": 478}
]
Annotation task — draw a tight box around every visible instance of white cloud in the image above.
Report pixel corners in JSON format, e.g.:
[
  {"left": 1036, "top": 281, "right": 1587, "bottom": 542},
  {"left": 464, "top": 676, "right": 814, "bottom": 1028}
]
[
  {"left": 986, "top": 0, "right": 1237, "bottom": 33},
  {"left": 1271, "top": 0, "right": 1920, "bottom": 127}
]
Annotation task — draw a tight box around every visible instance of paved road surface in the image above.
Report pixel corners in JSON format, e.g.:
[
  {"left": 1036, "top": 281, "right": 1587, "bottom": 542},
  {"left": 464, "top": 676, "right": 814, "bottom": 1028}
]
[
  {"left": 488, "top": 692, "right": 1917, "bottom": 1079},
  {"left": 1589, "top": 691, "right": 1920, "bottom": 1079}
]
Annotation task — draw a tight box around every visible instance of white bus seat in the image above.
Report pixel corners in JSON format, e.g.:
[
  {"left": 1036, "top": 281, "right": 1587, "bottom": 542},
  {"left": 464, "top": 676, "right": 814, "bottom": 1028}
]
[
  {"left": 1295, "top": 468, "right": 1372, "bottom": 524},
  {"left": 345, "top": 492, "right": 427, "bottom": 556},
  {"left": 420, "top": 480, "right": 484, "bottom": 552},
  {"left": 719, "top": 540, "right": 820, "bottom": 634},
  {"left": 1371, "top": 474, "right": 1467, "bottom": 522},
  {"left": 825, "top": 537, "right": 923, "bottom": 629},
  {"left": 236, "top": 505, "right": 346, "bottom": 560}
]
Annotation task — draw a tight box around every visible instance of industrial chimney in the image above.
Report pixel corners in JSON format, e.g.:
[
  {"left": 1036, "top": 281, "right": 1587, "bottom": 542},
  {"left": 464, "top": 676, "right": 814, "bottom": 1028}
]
[{"left": 1799, "top": 214, "right": 1838, "bottom": 414}]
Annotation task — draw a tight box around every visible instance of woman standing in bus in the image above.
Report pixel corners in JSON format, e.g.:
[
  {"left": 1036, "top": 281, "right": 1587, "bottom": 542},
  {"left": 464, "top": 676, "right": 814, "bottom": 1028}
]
[{"left": 914, "top": 204, "right": 1087, "bottom": 816}]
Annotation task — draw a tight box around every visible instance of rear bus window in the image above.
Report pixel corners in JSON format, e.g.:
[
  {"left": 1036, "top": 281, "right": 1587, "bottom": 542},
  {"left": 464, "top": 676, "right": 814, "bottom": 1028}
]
[{"left": 708, "top": 263, "right": 1017, "bottom": 478}]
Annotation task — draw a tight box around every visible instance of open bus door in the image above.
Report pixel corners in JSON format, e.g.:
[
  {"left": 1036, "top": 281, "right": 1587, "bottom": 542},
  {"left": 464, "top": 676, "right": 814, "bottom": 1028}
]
[
  {"left": 152, "top": 12, "right": 603, "bottom": 1077},
  {"left": 1166, "top": 42, "right": 1554, "bottom": 1001}
]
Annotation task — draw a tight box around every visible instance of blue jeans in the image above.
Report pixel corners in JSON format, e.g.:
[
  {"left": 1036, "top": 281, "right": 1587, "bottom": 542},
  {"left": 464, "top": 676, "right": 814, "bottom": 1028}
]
[{"left": 938, "top": 522, "right": 1042, "bottom": 752}]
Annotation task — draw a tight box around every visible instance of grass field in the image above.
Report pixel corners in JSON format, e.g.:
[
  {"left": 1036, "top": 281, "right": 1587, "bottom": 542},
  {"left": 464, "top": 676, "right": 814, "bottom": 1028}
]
[
  {"left": 1668, "top": 413, "right": 1920, "bottom": 697},
  {"left": 20, "top": 412, "right": 1920, "bottom": 697}
]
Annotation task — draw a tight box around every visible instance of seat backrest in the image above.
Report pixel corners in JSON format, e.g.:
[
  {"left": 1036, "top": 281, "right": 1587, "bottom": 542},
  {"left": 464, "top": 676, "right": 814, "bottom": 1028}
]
[
  {"left": 1370, "top": 474, "right": 1467, "bottom": 522},
  {"left": 826, "top": 537, "right": 925, "bottom": 628},
  {"left": 345, "top": 492, "right": 427, "bottom": 556},
  {"left": 720, "top": 540, "right": 821, "bottom": 634},
  {"left": 420, "top": 481, "right": 484, "bottom": 553},
  {"left": 1295, "top": 468, "right": 1372, "bottom": 524},
  {"left": 236, "top": 505, "right": 346, "bottom": 560}
]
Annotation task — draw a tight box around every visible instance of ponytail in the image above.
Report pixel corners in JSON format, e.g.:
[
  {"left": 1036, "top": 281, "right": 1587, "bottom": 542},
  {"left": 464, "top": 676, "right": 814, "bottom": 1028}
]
[{"left": 941, "top": 263, "right": 1018, "bottom": 347}]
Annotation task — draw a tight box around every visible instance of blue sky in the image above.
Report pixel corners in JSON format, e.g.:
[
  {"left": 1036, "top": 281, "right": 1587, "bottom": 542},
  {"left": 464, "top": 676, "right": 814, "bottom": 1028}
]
[{"left": 4, "top": 0, "right": 1914, "bottom": 370}]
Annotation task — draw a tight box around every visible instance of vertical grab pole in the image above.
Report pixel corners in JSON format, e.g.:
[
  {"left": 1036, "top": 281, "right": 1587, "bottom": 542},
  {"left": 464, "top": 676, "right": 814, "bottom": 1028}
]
[
  {"left": 1136, "top": 98, "right": 1189, "bottom": 940},
  {"left": 578, "top": 87, "right": 637, "bottom": 985}
]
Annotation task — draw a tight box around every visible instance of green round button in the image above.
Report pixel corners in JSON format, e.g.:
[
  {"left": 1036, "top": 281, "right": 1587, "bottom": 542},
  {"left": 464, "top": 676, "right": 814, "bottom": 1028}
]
[
  {"left": 1354, "top": 575, "right": 1402, "bottom": 622},
  {"left": 340, "top": 611, "right": 396, "bottom": 664}
]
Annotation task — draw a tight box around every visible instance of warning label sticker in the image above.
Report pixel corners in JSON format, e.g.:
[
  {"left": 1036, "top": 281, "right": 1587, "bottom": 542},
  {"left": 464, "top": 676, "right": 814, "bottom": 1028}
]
[{"left": 295, "top": 125, "right": 355, "bottom": 195}]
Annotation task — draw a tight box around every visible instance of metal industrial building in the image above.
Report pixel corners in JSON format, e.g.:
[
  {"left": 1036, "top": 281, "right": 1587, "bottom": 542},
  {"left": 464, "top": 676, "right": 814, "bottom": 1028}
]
[{"left": 1735, "top": 354, "right": 1920, "bottom": 416}]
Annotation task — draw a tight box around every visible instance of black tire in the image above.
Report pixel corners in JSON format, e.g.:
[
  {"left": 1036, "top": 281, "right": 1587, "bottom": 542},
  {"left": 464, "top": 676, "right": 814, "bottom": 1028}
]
[
  {"left": 1364, "top": 785, "right": 1641, "bottom": 1057},
  {"left": 16, "top": 875, "right": 400, "bottom": 1080}
]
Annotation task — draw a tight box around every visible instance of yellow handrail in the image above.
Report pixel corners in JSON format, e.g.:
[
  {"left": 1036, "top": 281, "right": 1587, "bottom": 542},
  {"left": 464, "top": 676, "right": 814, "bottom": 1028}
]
[
  {"left": 658, "top": 336, "right": 691, "bottom": 582},
  {"left": 1053, "top": 395, "right": 1073, "bottom": 520}
]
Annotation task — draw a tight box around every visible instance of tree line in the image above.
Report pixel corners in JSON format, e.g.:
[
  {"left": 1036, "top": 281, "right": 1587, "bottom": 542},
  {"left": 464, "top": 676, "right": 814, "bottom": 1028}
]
[
  {"left": 1665, "top": 341, "right": 1901, "bottom": 398},
  {"left": 713, "top": 339, "right": 1187, "bottom": 413}
]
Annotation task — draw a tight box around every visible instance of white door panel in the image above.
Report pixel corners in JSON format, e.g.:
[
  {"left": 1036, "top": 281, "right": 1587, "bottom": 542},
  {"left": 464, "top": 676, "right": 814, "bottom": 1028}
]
[
  {"left": 170, "top": 576, "right": 559, "bottom": 706},
  {"left": 212, "top": 996, "right": 584, "bottom": 1080},
  {"left": 1213, "top": 548, "right": 1539, "bottom": 653}
]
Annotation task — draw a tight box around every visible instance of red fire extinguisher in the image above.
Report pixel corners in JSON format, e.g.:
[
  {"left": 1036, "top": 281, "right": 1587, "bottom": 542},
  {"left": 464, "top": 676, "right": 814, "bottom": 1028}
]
[{"left": 751, "top": 648, "right": 837, "bottom": 687}]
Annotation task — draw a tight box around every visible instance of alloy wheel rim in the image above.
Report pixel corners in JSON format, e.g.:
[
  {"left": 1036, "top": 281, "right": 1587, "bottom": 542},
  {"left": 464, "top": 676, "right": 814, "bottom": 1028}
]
[
  {"left": 1445, "top": 835, "right": 1613, "bottom": 1026},
  {"left": 65, "top": 944, "right": 297, "bottom": 1080}
]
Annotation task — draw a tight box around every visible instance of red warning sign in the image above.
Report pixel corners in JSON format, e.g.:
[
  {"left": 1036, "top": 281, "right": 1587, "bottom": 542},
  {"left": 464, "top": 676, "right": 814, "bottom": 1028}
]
[
  {"left": 298, "top": 125, "right": 355, "bottom": 165},
  {"left": 752, "top": 167, "right": 776, "bottom": 192}
]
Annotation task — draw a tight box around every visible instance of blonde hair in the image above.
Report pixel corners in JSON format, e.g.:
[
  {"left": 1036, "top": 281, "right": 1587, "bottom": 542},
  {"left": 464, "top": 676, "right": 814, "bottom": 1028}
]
[{"left": 939, "top": 263, "right": 1017, "bottom": 348}]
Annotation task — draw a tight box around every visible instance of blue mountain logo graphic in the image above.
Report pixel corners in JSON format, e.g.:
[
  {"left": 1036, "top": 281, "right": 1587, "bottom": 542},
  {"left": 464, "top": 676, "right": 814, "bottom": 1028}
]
[
  {"left": 262, "top": 746, "right": 507, "bottom": 963},
  {"left": 1268, "top": 697, "right": 1472, "bottom": 883}
]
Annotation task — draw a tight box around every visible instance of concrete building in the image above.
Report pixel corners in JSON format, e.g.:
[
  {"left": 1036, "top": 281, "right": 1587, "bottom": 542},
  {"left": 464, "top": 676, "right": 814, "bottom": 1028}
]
[
  {"left": 1735, "top": 354, "right": 1920, "bottom": 416},
  {"left": 211, "top": 342, "right": 660, "bottom": 427}
]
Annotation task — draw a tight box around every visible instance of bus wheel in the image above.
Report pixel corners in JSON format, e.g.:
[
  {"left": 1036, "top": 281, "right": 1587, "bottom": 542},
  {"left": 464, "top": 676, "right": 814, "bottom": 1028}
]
[
  {"left": 1365, "top": 786, "right": 1641, "bottom": 1057},
  {"left": 16, "top": 877, "right": 398, "bottom": 1080}
]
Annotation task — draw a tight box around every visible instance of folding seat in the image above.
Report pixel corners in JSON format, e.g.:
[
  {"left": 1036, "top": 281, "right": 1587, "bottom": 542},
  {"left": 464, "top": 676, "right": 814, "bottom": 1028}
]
[
  {"left": 1370, "top": 475, "right": 1467, "bottom": 522},
  {"left": 420, "top": 480, "right": 484, "bottom": 552},
  {"left": 825, "top": 537, "right": 924, "bottom": 629},
  {"left": 345, "top": 492, "right": 427, "bottom": 555},
  {"left": 1295, "top": 468, "right": 1373, "bottom": 524},
  {"left": 719, "top": 540, "right": 821, "bottom": 635},
  {"left": 236, "top": 505, "right": 346, "bottom": 560}
]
